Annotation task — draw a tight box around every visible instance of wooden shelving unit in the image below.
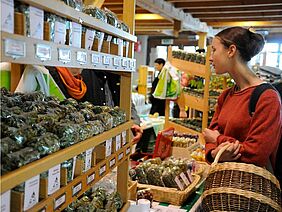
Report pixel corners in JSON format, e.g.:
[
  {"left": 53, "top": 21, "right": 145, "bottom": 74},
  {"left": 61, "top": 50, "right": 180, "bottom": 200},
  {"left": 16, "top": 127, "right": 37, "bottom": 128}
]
[
  {"left": 137, "top": 65, "right": 154, "bottom": 101},
  {"left": 165, "top": 46, "right": 212, "bottom": 143},
  {"left": 0, "top": 0, "right": 137, "bottom": 211}
]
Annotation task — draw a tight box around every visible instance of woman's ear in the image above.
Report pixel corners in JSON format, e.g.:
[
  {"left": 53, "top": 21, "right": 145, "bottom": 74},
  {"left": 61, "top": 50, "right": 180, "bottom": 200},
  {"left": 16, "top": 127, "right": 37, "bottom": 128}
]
[{"left": 228, "top": 44, "right": 237, "bottom": 58}]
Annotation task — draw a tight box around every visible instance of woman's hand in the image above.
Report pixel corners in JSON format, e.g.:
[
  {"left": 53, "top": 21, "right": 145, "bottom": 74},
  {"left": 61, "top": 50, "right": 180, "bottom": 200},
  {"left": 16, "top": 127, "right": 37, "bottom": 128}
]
[
  {"left": 203, "top": 128, "right": 220, "bottom": 144},
  {"left": 131, "top": 124, "right": 143, "bottom": 144},
  {"left": 211, "top": 140, "right": 241, "bottom": 162}
]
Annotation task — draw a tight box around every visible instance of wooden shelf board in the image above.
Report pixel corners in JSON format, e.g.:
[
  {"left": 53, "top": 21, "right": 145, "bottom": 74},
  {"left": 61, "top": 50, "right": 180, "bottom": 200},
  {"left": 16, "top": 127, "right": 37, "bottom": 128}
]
[
  {"left": 1, "top": 32, "right": 136, "bottom": 72},
  {"left": 167, "top": 120, "right": 204, "bottom": 144},
  {"left": 0, "top": 121, "right": 133, "bottom": 192},
  {"left": 20, "top": 0, "right": 137, "bottom": 42},
  {"left": 170, "top": 58, "right": 206, "bottom": 78},
  {"left": 183, "top": 93, "right": 205, "bottom": 111}
]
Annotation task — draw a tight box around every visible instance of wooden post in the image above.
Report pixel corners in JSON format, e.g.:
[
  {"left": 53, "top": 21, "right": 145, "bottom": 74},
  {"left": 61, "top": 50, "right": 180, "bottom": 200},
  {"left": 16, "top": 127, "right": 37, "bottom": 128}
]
[
  {"left": 173, "top": 20, "right": 181, "bottom": 38},
  {"left": 197, "top": 32, "right": 207, "bottom": 49},
  {"left": 10, "top": 64, "right": 24, "bottom": 92},
  {"left": 137, "top": 66, "right": 148, "bottom": 98}
]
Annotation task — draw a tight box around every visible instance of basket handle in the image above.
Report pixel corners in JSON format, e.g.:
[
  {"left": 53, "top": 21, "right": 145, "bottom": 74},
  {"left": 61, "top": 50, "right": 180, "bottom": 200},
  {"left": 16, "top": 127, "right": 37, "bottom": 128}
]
[{"left": 212, "top": 143, "right": 232, "bottom": 165}]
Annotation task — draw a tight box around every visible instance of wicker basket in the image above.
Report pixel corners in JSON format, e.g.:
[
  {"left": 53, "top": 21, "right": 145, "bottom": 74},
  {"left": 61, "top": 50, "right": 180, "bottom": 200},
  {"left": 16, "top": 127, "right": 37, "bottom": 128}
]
[
  {"left": 137, "top": 174, "right": 200, "bottom": 205},
  {"left": 201, "top": 144, "right": 282, "bottom": 212}
]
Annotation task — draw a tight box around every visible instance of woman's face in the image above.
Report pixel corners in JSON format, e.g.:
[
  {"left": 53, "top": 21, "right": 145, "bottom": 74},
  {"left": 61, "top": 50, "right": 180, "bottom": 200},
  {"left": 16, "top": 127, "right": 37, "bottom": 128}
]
[
  {"left": 209, "top": 37, "right": 230, "bottom": 75},
  {"left": 154, "top": 63, "right": 163, "bottom": 72}
]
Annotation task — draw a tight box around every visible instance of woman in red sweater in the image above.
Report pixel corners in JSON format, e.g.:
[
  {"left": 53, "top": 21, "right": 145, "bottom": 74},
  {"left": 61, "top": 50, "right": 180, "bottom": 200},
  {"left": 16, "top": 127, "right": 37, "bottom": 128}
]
[{"left": 203, "top": 27, "right": 281, "bottom": 170}]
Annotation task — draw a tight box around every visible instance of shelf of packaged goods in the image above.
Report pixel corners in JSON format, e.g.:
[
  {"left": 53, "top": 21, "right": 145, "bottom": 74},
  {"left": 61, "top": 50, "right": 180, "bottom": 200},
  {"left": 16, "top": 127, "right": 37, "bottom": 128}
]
[
  {"left": 20, "top": 0, "right": 137, "bottom": 43},
  {"left": 170, "top": 58, "right": 206, "bottom": 78},
  {"left": 183, "top": 93, "right": 206, "bottom": 112},
  {"left": 0, "top": 121, "right": 133, "bottom": 193},
  {"left": 167, "top": 120, "right": 204, "bottom": 144},
  {"left": 25, "top": 143, "right": 131, "bottom": 212},
  {"left": 0, "top": 31, "right": 136, "bottom": 72}
]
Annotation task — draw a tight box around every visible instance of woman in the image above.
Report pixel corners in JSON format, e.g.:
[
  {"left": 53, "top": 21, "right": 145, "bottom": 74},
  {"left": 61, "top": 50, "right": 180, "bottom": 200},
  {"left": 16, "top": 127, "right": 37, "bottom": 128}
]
[{"left": 203, "top": 27, "right": 281, "bottom": 171}]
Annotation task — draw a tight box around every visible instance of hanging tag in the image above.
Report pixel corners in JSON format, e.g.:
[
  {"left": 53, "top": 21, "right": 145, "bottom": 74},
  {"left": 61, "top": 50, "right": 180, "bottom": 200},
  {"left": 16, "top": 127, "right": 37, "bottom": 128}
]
[
  {"left": 35, "top": 44, "right": 51, "bottom": 61},
  {"left": 85, "top": 29, "right": 95, "bottom": 50},
  {"left": 97, "top": 32, "right": 105, "bottom": 52},
  {"left": 72, "top": 182, "right": 82, "bottom": 196},
  {"left": 87, "top": 172, "right": 95, "bottom": 185},
  {"left": 54, "top": 193, "right": 66, "bottom": 210},
  {"left": 91, "top": 53, "right": 100, "bottom": 64},
  {"left": 29, "top": 6, "right": 44, "bottom": 39},
  {"left": 71, "top": 22, "right": 82, "bottom": 48},
  {"left": 122, "top": 131, "right": 127, "bottom": 146},
  {"left": 117, "top": 38, "right": 123, "bottom": 56},
  {"left": 24, "top": 175, "right": 40, "bottom": 211},
  {"left": 1, "top": 0, "right": 14, "bottom": 33},
  {"left": 180, "top": 172, "right": 190, "bottom": 186},
  {"left": 48, "top": 165, "right": 60, "bottom": 195},
  {"left": 58, "top": 48, "right": 71, "bottom": 63},
  {"left": 106, "top": 35, "right": 112, "bottom": 42},
  {"left": 85, "top": 148, "right": 93, "bottom": 172},
  {"left": 115, "top": 134, "right": 121, "bottom": 151},
  {"left": 0, "top": 190, "right": 11, "bottom": 212},
  {"left": 106, "top": 139, "right": 112, "bottom": 157},
  {"left": 54, "top": 21, "right": 66, "bottom": 44},
  {"left": 4, "top": 38, "right": 26, "bottom": 58},
  {"left": 71, "top": 156, "right": 77, "bottom": 181},
  {"left": 76, "top": 51, "right": 87, "bottom": 64},
  {"left": 174, "top": 176, "right": 185, "bottom": 191}
]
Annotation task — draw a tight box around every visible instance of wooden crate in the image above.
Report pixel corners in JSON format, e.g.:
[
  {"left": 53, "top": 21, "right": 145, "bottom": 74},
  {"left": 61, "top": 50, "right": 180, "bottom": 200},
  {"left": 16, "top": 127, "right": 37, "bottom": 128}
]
[{"left": 128, "top": 181, "right": 137, "bottom": 200}]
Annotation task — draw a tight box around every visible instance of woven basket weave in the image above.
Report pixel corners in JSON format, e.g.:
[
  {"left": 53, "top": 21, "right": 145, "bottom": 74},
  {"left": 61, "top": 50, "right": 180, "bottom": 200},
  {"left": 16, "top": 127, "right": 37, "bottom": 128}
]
[{"left": 201, "top": 144, "right": 282, "bottom": 212}]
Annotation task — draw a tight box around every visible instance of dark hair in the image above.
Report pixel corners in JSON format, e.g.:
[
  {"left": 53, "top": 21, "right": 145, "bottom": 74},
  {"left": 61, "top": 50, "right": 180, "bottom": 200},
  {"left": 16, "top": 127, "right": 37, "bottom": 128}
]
[
  {"left": 215, "top": 27, "right": 265, "bottom": 62},
  {"left": 196, "top": 48, "right": 205, "bottom": 53},
  {"left": 154, "top": 58, "right": 166, "bottom": 66}
]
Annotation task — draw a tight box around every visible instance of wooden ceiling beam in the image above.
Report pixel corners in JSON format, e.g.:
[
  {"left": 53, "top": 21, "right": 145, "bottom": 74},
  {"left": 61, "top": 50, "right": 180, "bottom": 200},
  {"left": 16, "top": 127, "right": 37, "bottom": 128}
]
[
  {"left": 190, "top": 9, "right": 282, "bottom": 15},
  {"left": 193, "top": 12, "right": 282, "bottom": 18},
  {"left": 83, "top": 0, "right": 105, "bottom": 8},
  {"left": 207, "top": 21, "right": 282, "bottom": 27},
  {"left": 167, "top": 0, "right": 235, "bottom": 2},
  {"left": 202, "top": 16, "right": 282, "bottom": 21}
]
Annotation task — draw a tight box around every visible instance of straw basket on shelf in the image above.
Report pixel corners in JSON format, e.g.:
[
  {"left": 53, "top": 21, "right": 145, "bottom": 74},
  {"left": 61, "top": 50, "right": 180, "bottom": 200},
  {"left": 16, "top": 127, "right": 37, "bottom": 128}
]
[{"left": 201, "top": 144, "right": 282, "bottom": 212}]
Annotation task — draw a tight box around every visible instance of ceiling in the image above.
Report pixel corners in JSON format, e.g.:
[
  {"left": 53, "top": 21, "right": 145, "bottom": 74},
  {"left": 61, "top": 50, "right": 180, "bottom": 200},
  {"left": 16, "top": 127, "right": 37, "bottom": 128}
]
[{"left": 100, "top": 0, "right": 282, "bottom": 37}]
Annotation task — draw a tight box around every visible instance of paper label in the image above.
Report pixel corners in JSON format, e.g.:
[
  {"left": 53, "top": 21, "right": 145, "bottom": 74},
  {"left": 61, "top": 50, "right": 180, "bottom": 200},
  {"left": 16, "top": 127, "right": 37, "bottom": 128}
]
[
  {"left": 72, "top": 182, "right": 82, "bottom": 196},
  {"left": 71, "top": 22, "right": 82, "bottom": 48},
  {"left": 180, "top": 172, "right": 190, "bottom": 186},
  {"left": 126, "top": 147, "right": 131, "bottom": 155},
  {"left": 54, "top": 21, "right": 66, "bottom": 44},
  {"left": 115, "top": 135, "right": 121, "bottom": 151},
  {"left": 85, "top": 148, "right": 93, "bottom": 172},
  {"left": 71, "top": 156, "right": 76, "bottom": 181},
  {"left": 122, "top": 131, "right": 127, "bottom": 146},
  {"left": 35, "top": 44, "right": 51, "bottom": 61},
  {"left": 106, "top": 35, "right": 112, "bottom": 42},
  {"left": 48, "top": 165, "right": 60, "bottom": 195},
  {"left": 58, "top": 48, "right": 71, "bottom": 63},
  {"left": 122, "top": 59, "right": 128, "bottom": 67},
  {"left": 87, "top": 172, "right": 95, "bottom": 185},
  {"left": 54, "top": 193, "right": 66, "bottom": 210},
  {"left": 103, "top": 56, "right": 110, "bottom": 65},
  {"left": 113, "top": 57, "right": 120, "bottom": 67},
  {"left": 91, "top": 54, "right": 100, "bottom": 64},
  {"left": 1, "top": 0, "right": 14, "bottom": 33},
  {"left": 186, "top": 169, "right": 194, "bottom": 183},
  {"left": 97, "top": 32, "right": 105, "bottom": 52},
  {"left": 106, "top": 139, "right": 112, "bottom": 157},
  {"left": 117, "top": 38, "right": 123, "bottom": 56},
  {"left": 125, "top": 41, "right": 129, "bottom": 58},
  {"left": 24, "top": 175, "right": 40, "bottom": 211},
  {"left": 1, "top": 190, "right": 10, "bottom": 212},
  {"left": 99, "top": 164, "right": 106, "bottom": 176},
  {"left": 76, "top": 51, "right": 87, "bottom": 64},
  {"left": 109, "top": 158, "right": 116, "bottom": 168},
  {"left": 85, "top": 29, "right": 95, "bottom": 50},
  {"left": 4, "top": 38, "right": 26, "bottom": 58},
  {"left": 118, "top": 152, "right": 124, "bottom": 161},
  {"left": 29, "top": 6, "right": 44, "bottom": 39},
  {"left": 174, "top": 176, "right": 184, "bottom": 191}
]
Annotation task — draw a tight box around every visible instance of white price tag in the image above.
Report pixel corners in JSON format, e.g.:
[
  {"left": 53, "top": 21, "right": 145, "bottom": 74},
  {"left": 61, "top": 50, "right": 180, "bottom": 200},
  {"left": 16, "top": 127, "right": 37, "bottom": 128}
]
[
  {"left": 4, "top": 39, "right": 26, "bottom": 58},
  {"left": 126, "top": 147, "right": 131, "bottom": 155},
  {"left": 35, "top": 44, "right": 51, "bottom": 61},
  {"left": 85, "top": 29, "right": 95, "bottom": 50},
  {"left": 58, "top": 48, "right": 71, "bottom": 63},
  {"left": 71, "top": 156, "right": 76, "bottom": 181},
  {"left": 113, "top": 57, "right": 120, "bottom": 66},
  {"left": 29, "top": 6, "right": 44, "bottom": 39},
  {"left": 1, "top": 0, "right": 14, "bottom": 33},
  {"left": 106, "top": 139, "right": 112, "bottom": 157},
  {"left": 174, "top": 176, "right": 184, "bottom": 191},
  {"left": 103, "top": 56, "right": 110, "bottom": 65},
  {"left": 122, "top": 59, "right": 127, "bottom": 67},
  {"left": 117, "top": 38, "right": 123, "bottom": 56},
  {"left": 1, "top": 190, "right": 10, "bottom": 212},
  {"left": 106, "top": 35, "right": 112, "bottom": 42},
  {"left": 91, "top": 54, "right": 100, "bottom": 64},
  {"left": 54, "top": 21, "right": 66, "bottom": 44},
  {"left": 72, "top": 182, "right": 82, "bottom": 196},
  {"left": 180, "top": 172, "right": 190, "bottom": 186},
  {"left": 54, "top": 193, "right": 66, "bottom": 210},
  {"left": 87, "top": 172, "right": 95, "bottom": 185},
  {"left": 24, "top": 175, "right": 40, "bottom": 211},
  {"left": 122, "top": 131, "right": 127, "bottom": 146},
  {"left": 115, "top": 135, "right": 121, "bottom": 151},
  {"left": 85, "top": 148, "right": 93, "bottom": 172},
  {"left": 118, "top": 152, "right": 124, "bottom": 161},
  {"left": 109, "top": 158, "right": 116, "bottom": 168},
  {"left": 99, "top": 165, "right": 106, "bottom": 176},
  {"left": 76, "top": 51, "right": 87, "bottom": 64},
  {"left": 48, "top": 165, "right": 60, "bottom": 195}
]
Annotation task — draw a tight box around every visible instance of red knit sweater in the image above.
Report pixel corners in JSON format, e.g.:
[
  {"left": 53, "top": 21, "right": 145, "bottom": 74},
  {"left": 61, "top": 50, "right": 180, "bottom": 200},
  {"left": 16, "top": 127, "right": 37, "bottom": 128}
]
[{"left": 205, "top": 85, "right": 282, "bottom": 168}]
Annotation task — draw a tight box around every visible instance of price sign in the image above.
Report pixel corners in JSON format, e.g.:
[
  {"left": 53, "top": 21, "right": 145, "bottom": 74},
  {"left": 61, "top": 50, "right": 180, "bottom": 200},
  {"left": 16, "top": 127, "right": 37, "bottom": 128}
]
[
  {"left": 91, "top": 54, "right": 100, "bottom": 64},
  {"left": 122, "top": 59, "right": 127, "bottom": 67},
  {"left": 72, "top": 182, "right": 82, "bottom": 196},
  {"left": 113, "top": 57, "right": 120, "bottom": 66},
  {"left": 103, "top": 56, "right": 110, "bottom": 65},
  {"left": 118, "top": 152, "right": 124, "bottom": 161},
  {"left": 109, "top": 158, "right": 116, "bottom": 168},
  {"left": 4, "top": 38, "right": 26, "bottom": 58},
  {"left": 58, "top": 48, "right": 71, "bottom": 63},
  {"left": 35, "top": 44, "right": 51, "bottom": 61},
  {"left": 87, "top": 172, "right": 95, "bottom": 185},
  {"left": 76, "top": 51, "right": 87, "bottom": 64},
  {"left": 54, "top": 193, "right": 66, "bottom": 210},
  {"left": 99, "top": 164, "right": 106, "bottom": 176}
]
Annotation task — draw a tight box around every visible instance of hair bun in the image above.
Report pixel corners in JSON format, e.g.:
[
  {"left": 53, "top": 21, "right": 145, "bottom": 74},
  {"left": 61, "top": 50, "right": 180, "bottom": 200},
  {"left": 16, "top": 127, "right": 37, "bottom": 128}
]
[{"left": 247, "top": 31, "right": 265, "bottom": 58}]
